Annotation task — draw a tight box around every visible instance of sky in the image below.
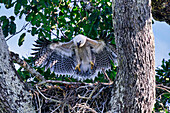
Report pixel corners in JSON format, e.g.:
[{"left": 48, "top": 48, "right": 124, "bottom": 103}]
[
  {"left": 0, "top": 4, "right": 170, "bottom": 68},
  {"left": 152, "top": 21, "right": 170, "bottom": 67}
]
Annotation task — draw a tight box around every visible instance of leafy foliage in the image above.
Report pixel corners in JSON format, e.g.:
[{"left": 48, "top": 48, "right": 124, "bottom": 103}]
[
  {"left": 1, "top": 0, "right": 113, "bottom": 44},
  {"left": 155, "top": 53, "right": 170, "bottom": 112},
  {"left": 151, "top": 0, "right": 170, "bottom": 25},
  {"left": 0, "top": 15, "right": 16, "bottom": 37}
]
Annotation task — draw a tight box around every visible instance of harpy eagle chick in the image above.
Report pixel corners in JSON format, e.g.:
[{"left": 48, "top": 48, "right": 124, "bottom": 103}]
[{"left": 32, "top": 34, "right": 117, "bottom": 80}]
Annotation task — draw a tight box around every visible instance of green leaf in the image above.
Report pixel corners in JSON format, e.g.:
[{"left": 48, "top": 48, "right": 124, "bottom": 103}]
[
  {"left": 2, "top": 18, "right": 9, "bottom": 27},
  {"left": 39, "top": 12, "right": 47, "bottom": 23},
  {"left": 20, "top": 0, "right": 27, "bottom": 6},
  {"left": 42, "top": 25, "right": 51, "bottom": 31},
  {"left": 31, "top": 27, "right": 37, "bottom": 36},
  {"left": 2, "top": 18, "right": 9, "bottom": 37},
  {"left": 9, "top": 21, "right": 16, "bottom": 35},
  {"left": 18, "top": 33, "right": 26, "bottom": 46},
  {"left": 0, "top": 16, "right": 7, "bottom": 21},
  {"left": 3, "top": 0, "right": 15, "bottom": 9},
  {"left": 9, "top": 16, "right": 15, "bottom": 21},
  {"left": 19, "top": 10, "right": 24, "bottom": 19},
  {"left": 38, "top": 30, "right": 44, "bottom": 38},
  {"left": 14, "top": 3, "right": 21, "bottom": 15},
  {"left": 25, "top": 12, "right": 33, "bottom": 21},
  {"left": 35, "top": 20, "right": 40, "bottom": 27},
  {"left": 31, "top": 16, "right": 37, "bottom": 25}
]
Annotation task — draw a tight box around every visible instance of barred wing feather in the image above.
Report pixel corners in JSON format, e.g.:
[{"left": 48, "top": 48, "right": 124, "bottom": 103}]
[{"left": 32, "top": 38, "right": 76, "bottom": 76}]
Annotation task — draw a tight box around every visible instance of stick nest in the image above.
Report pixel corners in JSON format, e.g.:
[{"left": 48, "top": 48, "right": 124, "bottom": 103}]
[{"left": 33, "top": 82, "right": 113, "bottom": 113}]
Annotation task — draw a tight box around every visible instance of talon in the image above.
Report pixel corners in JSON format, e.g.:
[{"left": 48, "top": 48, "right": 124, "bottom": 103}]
[
  {"left": 90, "top": 61, "right": 94, "bottom": 69},
  {"left": 75, "top": 64, "right": 81, "bottom": 72}
]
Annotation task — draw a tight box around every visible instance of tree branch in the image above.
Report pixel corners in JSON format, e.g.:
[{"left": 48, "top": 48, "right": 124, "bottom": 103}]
[
  {"left": 6, "top": 23, "right": 30, "bottom": 41},
  {"left": 10, "top": 51, "right": 46, "bottom": 81},
  {"left": 38, "top": 79, "right": 113, "bottom": 86},
  {"left": 157, "top": 84, "right": 170, "bottom": 90},
  {"left": 156, "top": 86, "right": 170, "bottom": 93}
]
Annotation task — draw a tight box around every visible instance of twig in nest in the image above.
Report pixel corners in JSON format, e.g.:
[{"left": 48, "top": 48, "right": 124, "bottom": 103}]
[
  {"left": 50, "top": 105, "right": 61, "bottom": 113},
  {"left": 36, "top": 85, "right": 62, "bottom": 103},
  {"left": 78, "top": 84, "right": 99, "bottom": 100},
  {"left": 38, "top": 79, "right": 113, "bottom": 86},
  {"left": 33, "top": 82, "right": 112, "bottom": 112},
  {"left": 37, "top": 79, "right": 87, "bottom": 86},
  {"left": 34, "top": 91, "right": 42, "bottom": 112},
  {"left": 72, "top": 103, "right": 97, "bottom": 113},
  {"left": 10, "top": 51, "right": 45, "bottom": 81},
  {"left": 92, "top": 86, "right": 107, "bottom": 99}
]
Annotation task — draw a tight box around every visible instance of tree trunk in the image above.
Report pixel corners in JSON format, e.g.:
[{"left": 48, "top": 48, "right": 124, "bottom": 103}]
[
  {"left": 0, "top": 27, "right": 35, "bottom": 112},
  {"left": 111, "top": 0, "right": 155, "bottom": 113}
]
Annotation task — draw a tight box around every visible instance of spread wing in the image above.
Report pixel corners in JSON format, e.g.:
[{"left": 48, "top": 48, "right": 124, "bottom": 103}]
[
  {"left": 32, "top": 38, "right": 76, "bottom": 75},
  {"left": 32, "top": 36, "right": 117, "bottom": 81},
  {"left": 86, "top": 38, "right": 117, "bottom": 71}
]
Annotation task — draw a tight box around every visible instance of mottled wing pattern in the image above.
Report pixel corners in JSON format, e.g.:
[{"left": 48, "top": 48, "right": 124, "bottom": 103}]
[
  {"left": 32, "top": 38, "right": 53, "bottom": 66},
  {"left": 42, "top": 52, "right": 76, "bottom": 76},
  {"left": 94, "top": 45, "right": 117, "bottom": 70},
  {"left": 87, "top": 38, "right": 117, "bottom": 71},
  {"left": 32, "top": 38, "right": 76, "bottom": 76}
]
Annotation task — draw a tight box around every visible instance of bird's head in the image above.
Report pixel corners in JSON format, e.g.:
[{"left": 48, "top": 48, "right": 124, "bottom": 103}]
[{"left": 73, "top": 34, "right": 87, "bottom": 48}]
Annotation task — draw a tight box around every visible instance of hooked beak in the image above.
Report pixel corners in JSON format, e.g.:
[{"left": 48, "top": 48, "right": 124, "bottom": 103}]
[{"left": 77, "top": 41, "right": 81, "bottom": 48}]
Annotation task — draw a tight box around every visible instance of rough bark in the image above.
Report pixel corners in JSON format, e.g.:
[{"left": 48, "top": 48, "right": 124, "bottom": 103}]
[
  {"left": 111, "top": 0, "right": 155, "bottom": 113},
  {"left": 0, "top": 27, "right": 35, "bottom": 112}
]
